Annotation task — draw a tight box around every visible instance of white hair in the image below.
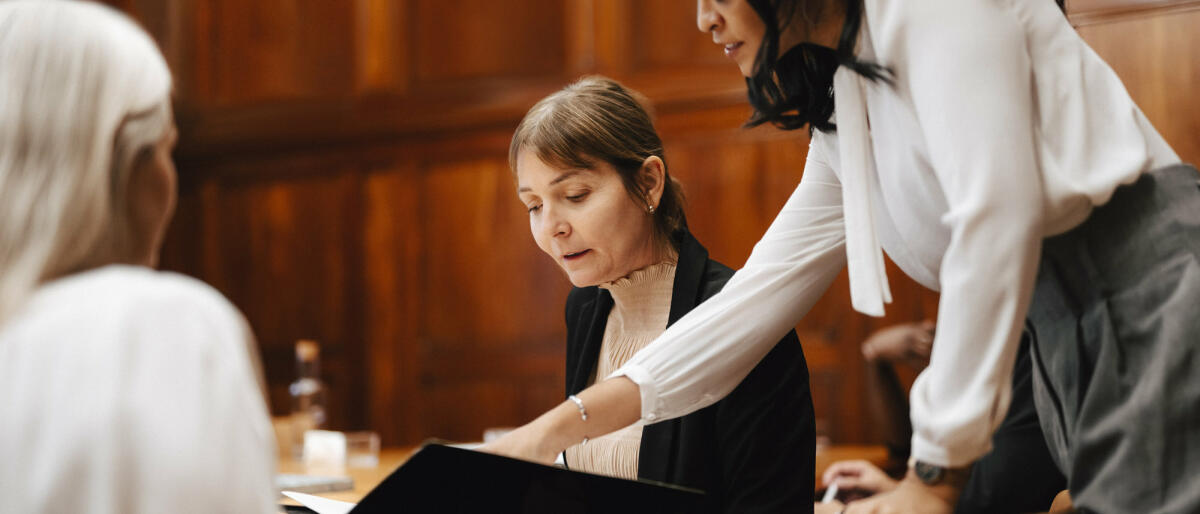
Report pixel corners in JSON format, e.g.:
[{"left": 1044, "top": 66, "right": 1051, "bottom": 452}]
[{"left": 0, "top": 0, "right": 173, "bottom": 322}]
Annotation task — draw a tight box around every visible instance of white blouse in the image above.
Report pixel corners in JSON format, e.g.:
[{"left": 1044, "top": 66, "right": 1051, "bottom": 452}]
[
  {"left": 0, "top": 266, "right": 277, "bottom": 513},
  {"left": 616, "top": 0, "right": 1180, "bottom": 467}
]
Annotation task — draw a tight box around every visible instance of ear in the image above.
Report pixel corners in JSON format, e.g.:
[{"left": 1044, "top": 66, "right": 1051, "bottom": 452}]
[{"left": 636, "top": 156, "right": 667, "bottom": 210}]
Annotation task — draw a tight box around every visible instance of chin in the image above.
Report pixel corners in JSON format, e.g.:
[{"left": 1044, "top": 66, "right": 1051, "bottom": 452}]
[
  {"left": 566, "top": 274, "right": 599, "bottom": 288},
  {"left": 738, "top": 62, "right": 754, "bottom": 78}
]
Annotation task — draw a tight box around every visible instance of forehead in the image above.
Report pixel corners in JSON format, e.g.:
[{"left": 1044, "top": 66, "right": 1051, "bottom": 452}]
[{"left": 516, "top": 150, "right": 614, "bottom": 190}]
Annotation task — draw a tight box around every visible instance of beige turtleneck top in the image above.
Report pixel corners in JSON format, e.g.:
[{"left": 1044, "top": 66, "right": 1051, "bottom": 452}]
[{"left": 565, "top": 261, "right": 677, "bottom": 479}]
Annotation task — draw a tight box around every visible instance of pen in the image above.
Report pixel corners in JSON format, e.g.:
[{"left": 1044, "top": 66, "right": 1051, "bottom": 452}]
[{"left": 821, "top": 482, "right": 839, "bottom": 504}]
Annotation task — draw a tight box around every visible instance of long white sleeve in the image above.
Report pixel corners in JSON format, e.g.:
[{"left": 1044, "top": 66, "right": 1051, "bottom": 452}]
[
  {"left": 898, "top": 0, "right": 1045, "bottom": 467},
  {"left": 614, "top": 134, "right": 847, "bottom": 422}
]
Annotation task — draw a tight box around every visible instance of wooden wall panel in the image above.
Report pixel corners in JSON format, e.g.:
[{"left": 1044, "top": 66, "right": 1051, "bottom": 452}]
[
  {"left": 362, "top": 166, "right": 425, "bottom": 443},
  {"left": 1076, "top": 8, "right": 1200, "bottom": 164},
  {"left": 192, "top": 0, "right": 355, "bottom": 106},
  {"left": 632, "top": 0, "right": 729, "bottom": 72},
  {"left": 355, "top": 0, "right": 409, "bottom": 94},
  {"left": 420, "top": 159, "right": 571, "bottom": 354},
  {"left": 195, "top": 169, "right": 367, "bottom": 430},
  {"left": 412, "top": 0, "right": 566, "bottom": 83}
]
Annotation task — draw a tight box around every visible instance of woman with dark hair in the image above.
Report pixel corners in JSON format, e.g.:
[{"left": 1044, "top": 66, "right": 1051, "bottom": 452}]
[
  {"left": 487, "top": 1, "right": 1198, "bottom": 512},
  {"left": 511, "top": 76, "right": 815, "bottom": 513}
]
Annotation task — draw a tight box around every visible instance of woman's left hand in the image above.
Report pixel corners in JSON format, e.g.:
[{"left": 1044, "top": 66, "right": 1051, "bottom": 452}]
[
  {"left": 843, "top": 474, "right": 956, "bottom": 514},
  {"left": 479, "top": 422, "right": 560, "bottom": 464},
  {"left": 814, "top": 500, "right": 846, "bottom": 514}
]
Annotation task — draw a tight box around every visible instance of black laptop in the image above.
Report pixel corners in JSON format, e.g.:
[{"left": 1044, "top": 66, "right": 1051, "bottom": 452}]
[{"left": 346, "top": 443, "right": 705, "bottom": 513}]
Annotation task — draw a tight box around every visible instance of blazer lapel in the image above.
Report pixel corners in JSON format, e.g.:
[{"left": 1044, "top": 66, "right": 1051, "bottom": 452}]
[
  {"left": 640, "top": 230, "right": 709, "bottom": 482},
  {"left": 566, "top": 289, "right": 613, "bottom": 395},
  {"left": 667, "top": 231, "right": 709, "bottom": 327}
]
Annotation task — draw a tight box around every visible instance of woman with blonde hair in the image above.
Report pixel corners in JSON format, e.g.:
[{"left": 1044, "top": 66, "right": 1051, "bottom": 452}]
[{"left": 0, "top": 2, "right": 276, "bottom": 512}]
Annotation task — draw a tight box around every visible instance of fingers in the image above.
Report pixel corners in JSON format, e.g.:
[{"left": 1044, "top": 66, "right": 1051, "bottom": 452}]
[
  {"left": 822, "top": 459, "right": 873, "bottom": 486},
  {"left": 813, "top": 500, "right": 846, "bottom": 514}
]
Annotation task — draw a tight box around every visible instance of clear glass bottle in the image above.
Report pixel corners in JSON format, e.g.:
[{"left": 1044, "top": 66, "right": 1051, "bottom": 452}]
[{"left": 288, "top": 339, "right": 327, "bottom": 460}]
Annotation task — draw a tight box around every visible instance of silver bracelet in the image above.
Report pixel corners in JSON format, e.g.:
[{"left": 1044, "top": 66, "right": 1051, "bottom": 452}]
[{"left": 567, "top": 395, "right": 588, "bottom": 421}]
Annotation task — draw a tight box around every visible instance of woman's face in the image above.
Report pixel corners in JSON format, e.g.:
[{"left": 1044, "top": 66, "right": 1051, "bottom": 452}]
[
  {"left": 516, "top": 150, "right": 660, "bottom": 287},
  {"left": 696, "top": 0, "right": 767, "bottom": 77},
  {"left": 126, "top": 122, "right": 178, "bottom": 267},
  {"left": 698, "top": 0, "right": 818, "bottom": 77}
]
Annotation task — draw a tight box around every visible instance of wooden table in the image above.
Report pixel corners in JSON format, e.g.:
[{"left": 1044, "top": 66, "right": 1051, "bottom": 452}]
[
  {"left": 279, "top": 444, "right": 889, "bottom": 504},
  {"left": 278, "top": 447, "right": 416, "bottom": 505}
]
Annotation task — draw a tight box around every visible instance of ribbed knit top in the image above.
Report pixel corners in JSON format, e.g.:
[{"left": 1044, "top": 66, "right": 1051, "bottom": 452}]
[{"left": 565, "top": 260, "right": 677, "bottom": 479}]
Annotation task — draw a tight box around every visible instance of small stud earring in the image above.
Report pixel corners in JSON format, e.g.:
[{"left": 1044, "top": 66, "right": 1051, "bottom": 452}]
[{"left": 648, "top": 204, "right": 656, "bottom": 214}]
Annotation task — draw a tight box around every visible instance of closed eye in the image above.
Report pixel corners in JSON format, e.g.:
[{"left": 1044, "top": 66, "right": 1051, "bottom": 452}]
[
  {"left": 527, "top": 204, "right": 542, "bottom": 214},
  {"left": 566, "top": 192, "right": 589, "bottom": 202}
]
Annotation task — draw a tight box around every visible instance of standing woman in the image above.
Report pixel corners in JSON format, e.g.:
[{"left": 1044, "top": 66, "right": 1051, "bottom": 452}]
[{"left": 485, "top": 0, "right": 1197, "bottom": 513}]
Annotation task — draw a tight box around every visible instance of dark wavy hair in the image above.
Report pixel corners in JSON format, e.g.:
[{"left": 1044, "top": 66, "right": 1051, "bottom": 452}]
[{"left": 744, "top": 0, "right": 891, "bottom": 133}]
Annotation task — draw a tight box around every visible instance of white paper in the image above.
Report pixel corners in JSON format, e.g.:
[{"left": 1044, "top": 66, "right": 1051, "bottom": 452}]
[{"left": 281, "top": 491, "right": 356, "bottom": 514}]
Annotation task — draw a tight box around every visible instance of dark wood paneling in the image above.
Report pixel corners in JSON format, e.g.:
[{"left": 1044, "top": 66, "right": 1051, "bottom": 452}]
[
  {"left": 192, "top": 168, "right": 367, "bottom": 430},
  {"left": 195, "top": 0, "right": 355, "bottom": 105},
  {"left": 632, "top": 0, "right": 729, "bottom": 72},
  {"left": 1076, "top": 8, "right": 1200, "bottom": 164},
  {"left": 362, "top": 166, "right": 424, "bottom": 443},
  {"left": 420, "top": 158, "right": 571, "bottom": 354},
  {"left": 413, "top": 0, "right": 566, "bottom": 83}
]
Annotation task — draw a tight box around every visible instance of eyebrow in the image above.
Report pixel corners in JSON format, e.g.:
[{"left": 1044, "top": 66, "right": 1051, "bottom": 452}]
[{"left": 517, "top": 169, "right": 587, "bottom": 193}]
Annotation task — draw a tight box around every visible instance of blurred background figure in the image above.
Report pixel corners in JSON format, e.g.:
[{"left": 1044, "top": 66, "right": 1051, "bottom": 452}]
[
  {"left": 820, "top": 322, "right": 1066, "bottom": 513},
  {"left": 511, "top": 76, "right": 815, "bottom": 512},
  {"left": 0, "top": 2, "right": 276, "bottom": 512}
]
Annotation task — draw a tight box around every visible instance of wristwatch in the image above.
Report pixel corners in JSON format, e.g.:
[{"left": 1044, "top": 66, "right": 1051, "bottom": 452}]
[
  {"left": 913, "top": 460, "right": 947, "bottom": 485},
  {"left": 909, "top": 458, "right": 971, "bottom": 487}
]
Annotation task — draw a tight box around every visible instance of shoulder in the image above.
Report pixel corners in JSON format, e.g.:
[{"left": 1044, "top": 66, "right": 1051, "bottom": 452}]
[
  {"left": 52, "top": 265, "right": 239, "bottom": 317},
  {"left": 696, "top": 259, "right": 734, "bottom": 302},
  {"left": 19, "top": 265, "right": 248, "bottom": 349}
]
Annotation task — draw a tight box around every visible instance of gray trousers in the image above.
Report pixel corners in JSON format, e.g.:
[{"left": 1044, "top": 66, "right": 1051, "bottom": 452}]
[{"left": 1027, "top": 163, "right": 1200, "bottom": 514}]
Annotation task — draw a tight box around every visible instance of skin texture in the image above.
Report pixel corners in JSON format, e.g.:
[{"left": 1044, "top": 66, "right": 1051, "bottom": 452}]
[
  {"left": 825, "top": 460, "right": 901, "bottom": 496},
  {"left": 515, "top": 150, "right": 668, "bottom": 288},
  {"left": 125, "top": 123, "right": 179, "bottom": 268}
]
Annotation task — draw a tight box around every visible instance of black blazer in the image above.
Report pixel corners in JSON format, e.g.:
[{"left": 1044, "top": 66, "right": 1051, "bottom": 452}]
[{"left": 564, "top": 230, "right": 815, "bottom": 513}]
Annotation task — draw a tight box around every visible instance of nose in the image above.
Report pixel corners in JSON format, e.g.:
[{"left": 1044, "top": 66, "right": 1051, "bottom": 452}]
[
  {"left": 696, "top": 0, "right": 720, "bottom": 34},
  {"left": 540, "top": 204, "right": 570, "bottom": 242}
]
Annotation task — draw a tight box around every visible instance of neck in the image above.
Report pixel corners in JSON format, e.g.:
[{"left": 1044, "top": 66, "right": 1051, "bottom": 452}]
[{"left": 781, "top": 0, "right": 848, "bottom": 52}]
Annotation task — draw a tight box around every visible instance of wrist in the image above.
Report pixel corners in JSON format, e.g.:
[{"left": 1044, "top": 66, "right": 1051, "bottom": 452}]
[
  {"left": 540, "top": 400, "right": 586, "bottom": 455},
  {"left": 905, "top": 459, "right": 970, "bottom": 503}
]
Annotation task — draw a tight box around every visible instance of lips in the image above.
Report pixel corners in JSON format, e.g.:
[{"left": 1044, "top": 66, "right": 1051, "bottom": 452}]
[
  {"left": 563, "top": 249, "right": 591, "bottom": 261},
  {"left": 723, "top": 42, "right": 743, "bottom": 58}
]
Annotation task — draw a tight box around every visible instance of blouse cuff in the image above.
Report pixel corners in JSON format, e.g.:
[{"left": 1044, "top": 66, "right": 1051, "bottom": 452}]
[{"left": 910, "top": 430, "right": 991, "bottom": 469}]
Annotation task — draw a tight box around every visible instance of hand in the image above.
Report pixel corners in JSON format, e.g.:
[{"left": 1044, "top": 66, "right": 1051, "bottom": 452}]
[
  {"left": 1049, "top": 489, "right": 1073, "bottom": 512},
  {"left": 823, "top": 459, "right": 899, "bottom": 496},
  {"left": 861, "top": 320, "right": 935, "bottom": 366},
  {"left": 478, "top": 421, "right": 560, "bottom": 465},
  {"left": 814, "top": 500, "right": 846, "bottom": 514},
  {"left": 844, "top": 473, "right": 957, "bottom": 514}
]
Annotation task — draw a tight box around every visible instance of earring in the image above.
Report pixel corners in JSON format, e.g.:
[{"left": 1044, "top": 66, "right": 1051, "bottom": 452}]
[{"left": 647, "top": 204, "right": 656, "bottom": 214}]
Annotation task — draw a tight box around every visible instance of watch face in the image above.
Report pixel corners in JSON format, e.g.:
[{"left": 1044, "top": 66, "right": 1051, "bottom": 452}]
[{"left": 914, "top": 461, "right": 945, "bottom": 484}]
